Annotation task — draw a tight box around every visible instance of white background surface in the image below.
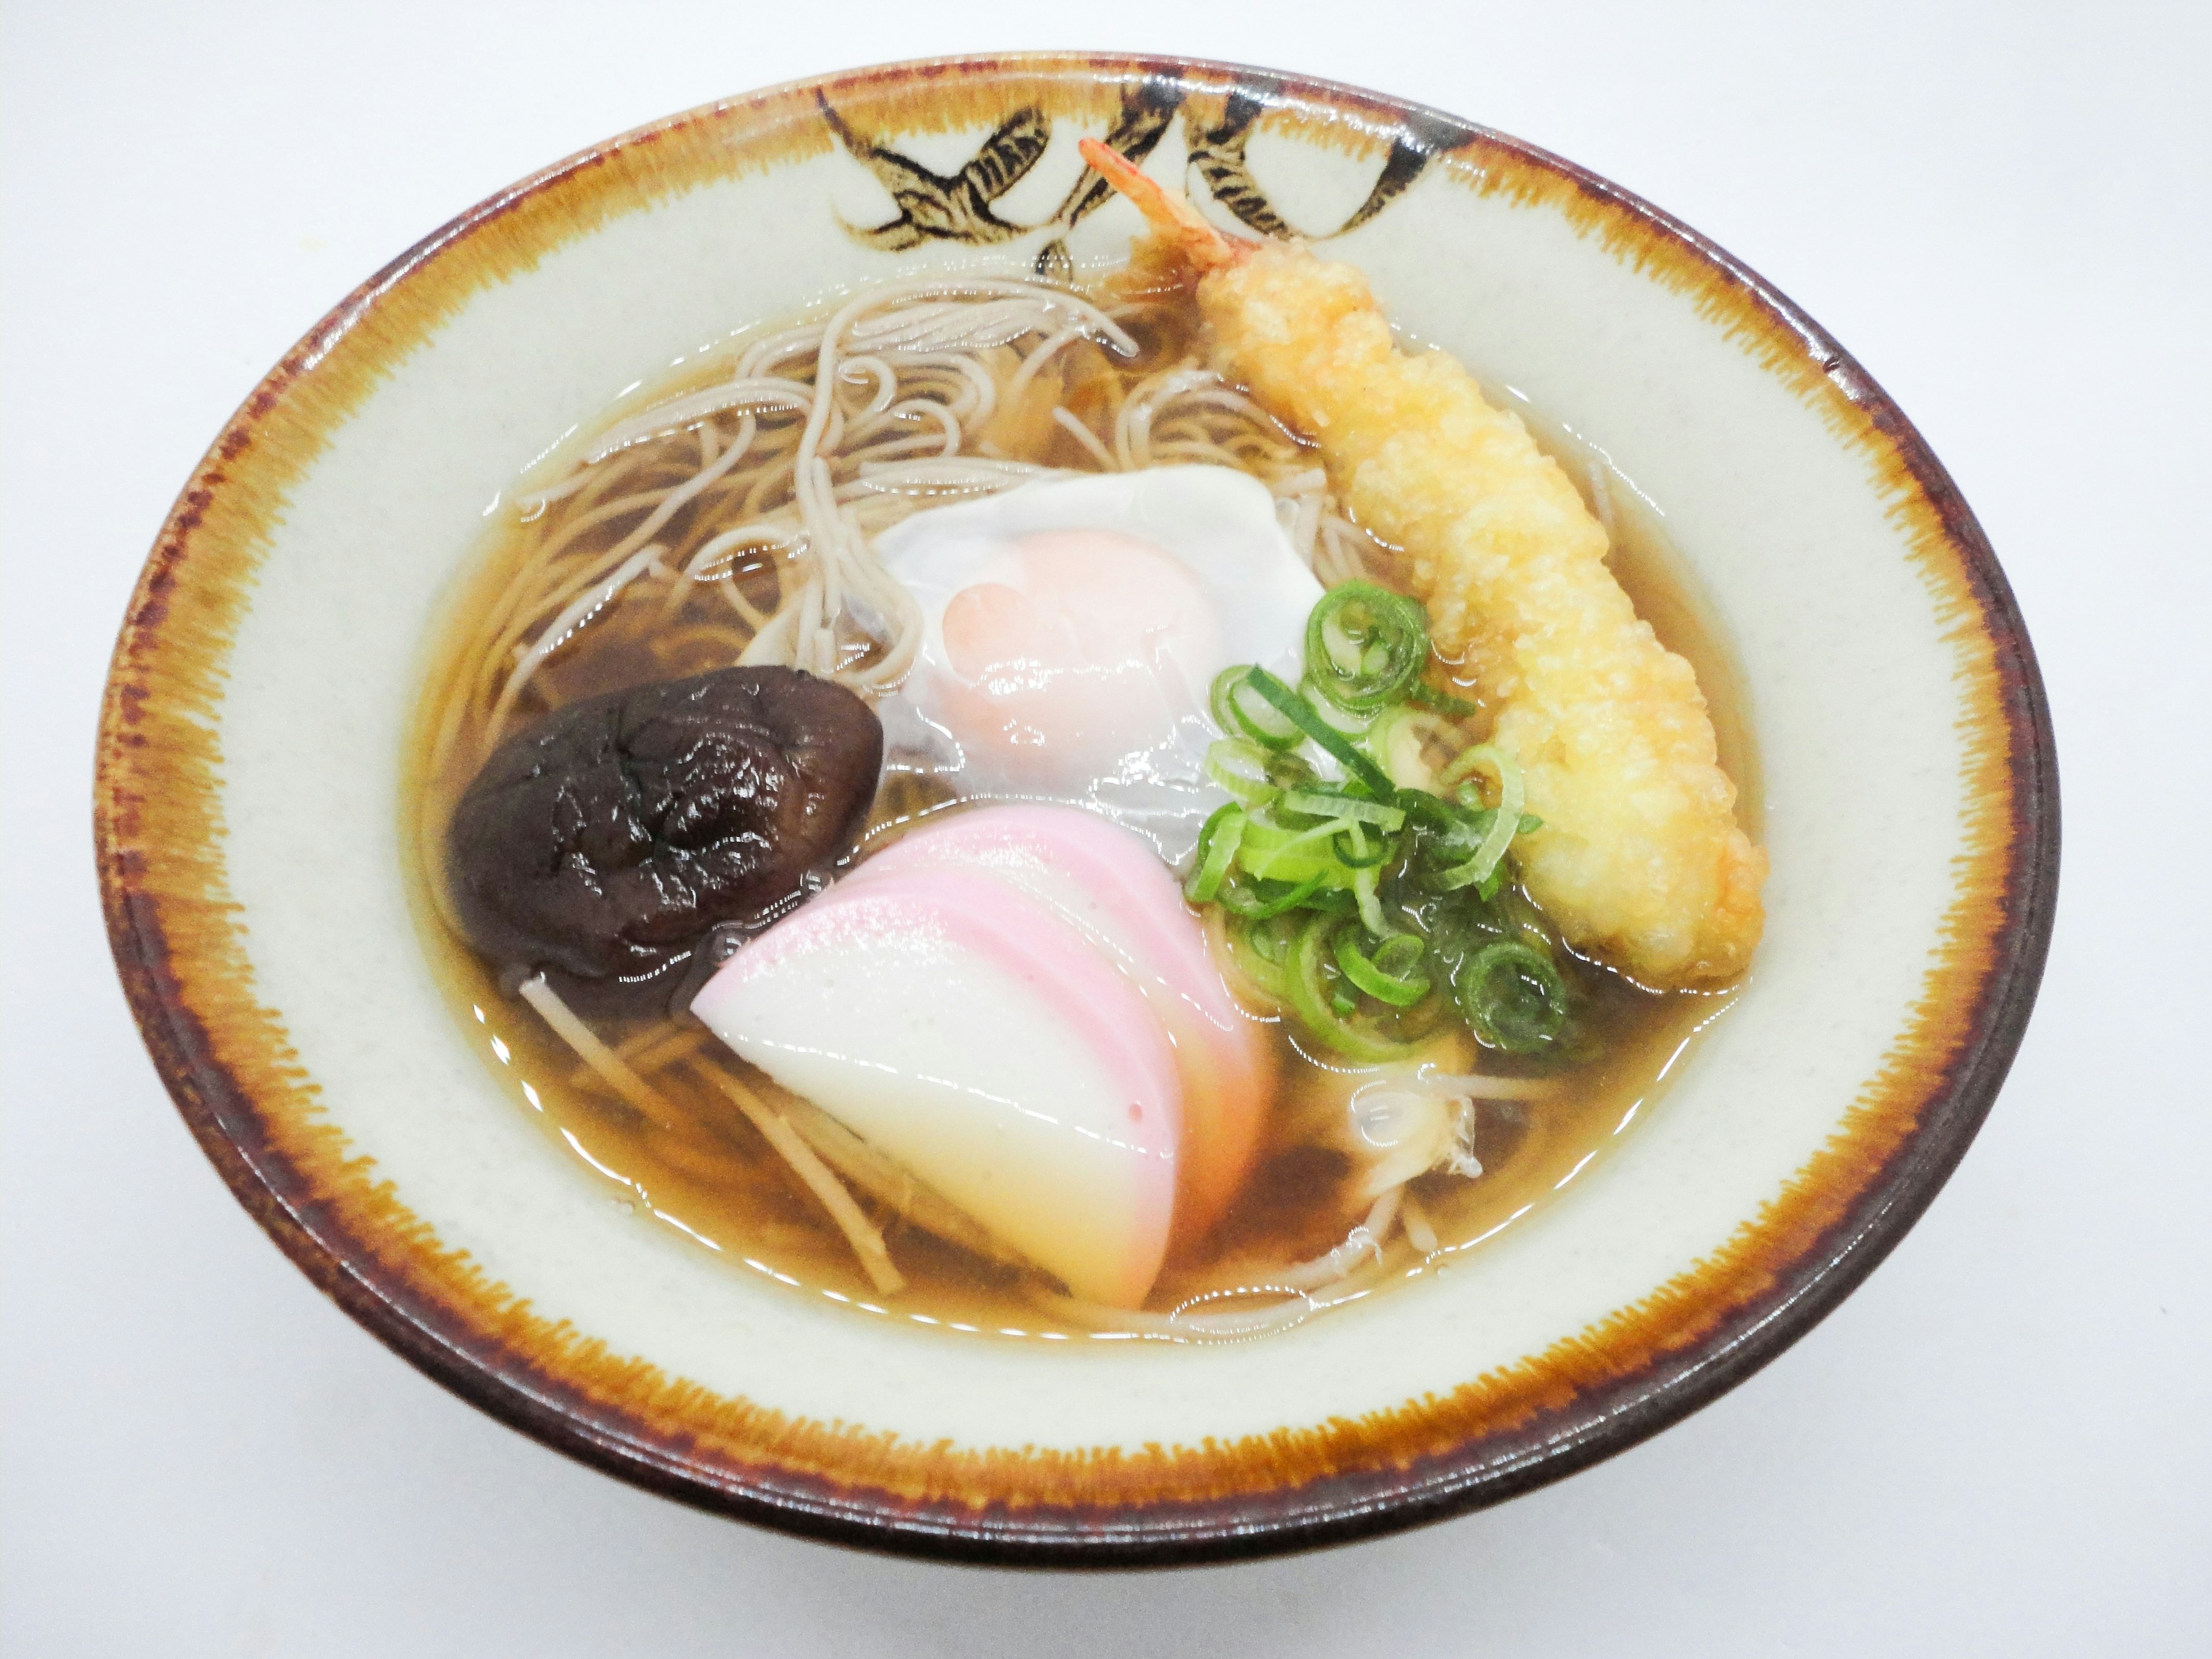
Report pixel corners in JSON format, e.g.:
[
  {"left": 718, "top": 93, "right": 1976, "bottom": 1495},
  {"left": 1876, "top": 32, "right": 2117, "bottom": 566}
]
[{"left": 3, "top": 2, "right": 2206, "bottom": 1653}]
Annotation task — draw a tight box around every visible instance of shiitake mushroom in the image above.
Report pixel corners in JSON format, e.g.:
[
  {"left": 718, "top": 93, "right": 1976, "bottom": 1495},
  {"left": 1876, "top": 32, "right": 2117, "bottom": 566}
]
[{"left": 446, "top": 666, "right": 882, "bottom": 1018}]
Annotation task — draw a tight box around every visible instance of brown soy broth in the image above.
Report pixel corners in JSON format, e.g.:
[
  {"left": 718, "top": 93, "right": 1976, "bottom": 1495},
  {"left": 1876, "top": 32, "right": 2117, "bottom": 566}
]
[{"left": 400, "top": 276, "right": 1751, "bottom": 1343}]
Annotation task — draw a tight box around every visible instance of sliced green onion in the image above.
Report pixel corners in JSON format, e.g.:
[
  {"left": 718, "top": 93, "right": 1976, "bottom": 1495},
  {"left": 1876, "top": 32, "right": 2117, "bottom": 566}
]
[
  {"left": 1429, "top": 861, "right": 1484, "bottom": 895},
  {"left": 1206, "top": 738, "right": 1281, "bottom": 807},
  {"left": 1184, "top": 804, "right": 1245, "bottom": 903},
  {"left": 1221, "top": 911, "right": 1296, "bottom": 1001},
  {"left": 1331, "top": 820, "right": 1391, "bottom": 869},
  {"left": 1248, "top": 911, "right": 1299, "bottom": 965},
  {"left": 1304, "top": 582, "right": 1430, "bottom": 715},
  {"left": 1407, "top": 680, "right": 1482, "bottom": 718},
  {"left": 1439, "top": 740, "right": 1522, "bottom": 797},
  {"left": 1363, "top": 704, "right": 1432, "bottom": 789},
  {"left": 1238, "top": 813, "right": 1353, "bottom": 887},
  {"left": 1209, "top": 665, "right": 1240, "bottom": 730},
  {"left": 1243, "top": 666, "right": 1397, "bottom": 798},
  {"left": 1300, "top": 681, "right": 1376, "bottom": 736},
  {"left": 1433, "top": 858, "right": 1510, "bottom": 904},
  {"left": 1210, "top": 665, "right": 1302, "bottom": 749},
  {"left": 1456, "top": 940, "right": 1569, "bottom": 1054},
  {"left": 1281, "top": 789, "right": 1406, "bottom": 831},
  {"left": 1336, "top": 930, "right": 1431, "bottom": 1006},
  {"left": 1217, "top": 872, "right": 1331, "bottom": 918},
  {"left": 1268, "top": 793, "right": 1336, "bottom": 828},
  {"left": 1374, "top": 932, "right": 1428, "bottom": 978},
  {"left": 1351, "top": 863, "right": 1389, "bottom": 934},
  {"left": 1195, "top": 589, "right": 1576, "bottom": 1065},
  {"left": 1434, "top": 744, "right": 1525, "bottom": 895},
  {"left": 1394, "top": 787, "right": 1459, "bottom": 833},
  {"left": 1287, "top": 916, "right": 1425, "bottom": 1062}
]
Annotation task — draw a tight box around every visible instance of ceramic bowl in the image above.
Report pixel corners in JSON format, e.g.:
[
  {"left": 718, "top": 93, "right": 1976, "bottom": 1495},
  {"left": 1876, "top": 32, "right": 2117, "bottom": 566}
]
[{"left": 95, "top": 53, "right": 2056, "bottom": 1563}]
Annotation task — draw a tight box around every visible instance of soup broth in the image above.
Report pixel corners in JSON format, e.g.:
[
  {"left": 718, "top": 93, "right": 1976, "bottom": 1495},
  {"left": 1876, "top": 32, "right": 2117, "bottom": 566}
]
[{"left": 403, "top": 270, "right": 1751, "bottom": 1343}]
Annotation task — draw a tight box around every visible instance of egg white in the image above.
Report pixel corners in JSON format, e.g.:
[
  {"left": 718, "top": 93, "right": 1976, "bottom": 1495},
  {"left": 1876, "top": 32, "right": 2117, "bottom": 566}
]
[{"left": 873, "top": 466, "right": 1323, "bottom": 859}]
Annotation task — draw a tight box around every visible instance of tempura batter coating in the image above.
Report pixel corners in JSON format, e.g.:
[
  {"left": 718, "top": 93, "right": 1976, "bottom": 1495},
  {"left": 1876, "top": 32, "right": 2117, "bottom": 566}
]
[{"left": 1200, "top": 249, "right": 1765, "bottom": 985}]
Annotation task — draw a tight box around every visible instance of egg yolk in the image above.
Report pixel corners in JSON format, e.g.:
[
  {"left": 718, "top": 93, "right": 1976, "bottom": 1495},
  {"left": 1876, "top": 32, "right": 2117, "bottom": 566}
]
[{"left": 934, "top": 529, "right": 1222, "bottom": 782}]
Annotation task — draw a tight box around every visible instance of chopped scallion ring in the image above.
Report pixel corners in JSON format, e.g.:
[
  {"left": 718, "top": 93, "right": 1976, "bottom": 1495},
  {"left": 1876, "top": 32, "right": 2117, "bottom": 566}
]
[
  {"left": 1184, "top": 804, "right": 1246, "bottom": 903},
  {"left": 1238, "top": 813, "right": 1353, "bottom": 887},
  {"left": 1335, "top": 930, "right": 1431, "bottom": 1006},
  {"left": 1304, "top": 582, "right": 1430, "bottom": 715},
  {"left": 1332, "top": 820, "right": 1391, "bottom": 869},
  {"left": 1281, "top": 789, "right": 1406, "bottom": 831},
  {"left": 1206, "top": 738, "right": 1282, "bottom": 806},
  {"left": 1407, "top": 680, "right": 1482, "bottom": 718},
  {"left": 1456, "top": 940, "right": 1569, "bottom": 1053},
  {"left": 1210, "top": 665, "right": 1302, "bottom": 749},
  {"left": 1352, "top": 864, "right": 1389, "bottom": 935},
  {"left": 1300, "top": 680, "right": 1377, "bottom": 736},
  {"left": 1218, "top": 872, "right": 1332, "bottom": 919},
  {"left": 1221, "top": 911, "right": 1294, "bottom": 1002},
  {"left": 1287, "top": 915, "right": 1426, "bottom": 1062},
  {"left": 1433, "top": 743, "right": 1526, "bottom": 893},
  {"left": 1243, "top": 666, "right": 1397, "bottom": 798}
]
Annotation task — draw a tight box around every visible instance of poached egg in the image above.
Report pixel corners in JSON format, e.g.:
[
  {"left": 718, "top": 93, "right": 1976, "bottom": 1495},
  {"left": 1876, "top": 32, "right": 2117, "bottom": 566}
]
[{"left": 874, "top": 465, "right": 1323, "bottom": 855}]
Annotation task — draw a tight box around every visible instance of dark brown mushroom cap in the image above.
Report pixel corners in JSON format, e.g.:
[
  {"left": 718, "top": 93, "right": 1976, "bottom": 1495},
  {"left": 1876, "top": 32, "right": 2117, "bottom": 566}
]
[{"left": 446, "top": 666, "right": 882, "bottom": 1017}]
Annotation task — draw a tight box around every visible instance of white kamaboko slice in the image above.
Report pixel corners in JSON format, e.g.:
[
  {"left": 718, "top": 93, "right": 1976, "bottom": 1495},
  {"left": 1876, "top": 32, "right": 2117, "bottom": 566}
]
[
  {"left": 845, "top": 804, "right": 1273, "bottom": 1245},
  {"left": 691, "top": 865, "right": 1181, "bottom": 1308}
]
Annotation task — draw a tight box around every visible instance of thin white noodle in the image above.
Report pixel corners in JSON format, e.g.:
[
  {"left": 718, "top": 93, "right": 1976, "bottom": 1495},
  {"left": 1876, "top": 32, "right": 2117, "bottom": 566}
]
[
  {"left": 839, "top": 354, "right": 899, "bottom": 413},
  {"left": 515, "top": 975, "right": 677, "bottom": 1130},
  {"left": 1052, "top": 407, "right": 1117, "bottom": 470},
  {"left": 513, "top": 471, "right": 593, "bottom": 514},
  {"left": 579, "top": 379, "right": 811, "bottom": 465},
  {"left": 1276, "top": 1188, "right": 1403, "bottom": 1292},
  {"left": 484, "top": 414, "right": 759, "bottom": 747},
  {"left": 715, "top": 575, "right": 774, "bottom": 631},
  {"left": 1317, "top": 516, "right": 1369, "bottom": 585},
  {"left": 1003, "top": 320, "right": 1090, "bottom": 406},
  {"left": 896, "top": 350, "right": 999, "bottom": 431},
  {"left": 683, "top": 518, "right": 800, "bottom": 581},
  {"left": 846, "top": 457, "right": 1066, "bottom": 493},
  {"left": 738, "top": 594, "right": 805, "bottom": 667},
  {"left": 737, "top": 324, "right": 823, "bottom": 377},
  {"left": 1399, "top": 1188, "right": 1441, "bottom": 1255},
  {"left": 1030, "top": 1250, "right": 1389, "bottom": 1342},
  {"left": 862, "top": 398, "right": 960, "bottom": 456},
  {"left": 693, "top": 1064, "right": 905, "bottom": 1296},
  {"left": 492, "top": 543, "right": 666, "bottom": 729},
  {"left": 763, "top": 1086, "right": 1029, "bottom": 1268},
  {"left": 1411, "top": 1069, "right": 1559, "bottom": 1101},
  {"left": 1275, "top": 479, "right": 1324, "bottom": 569}
]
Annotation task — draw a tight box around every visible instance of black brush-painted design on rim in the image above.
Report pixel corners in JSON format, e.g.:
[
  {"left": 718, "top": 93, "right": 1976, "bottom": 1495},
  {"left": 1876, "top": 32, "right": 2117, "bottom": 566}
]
[{"left": 820, "top": 78, "right": 1445, "bottom": 276}]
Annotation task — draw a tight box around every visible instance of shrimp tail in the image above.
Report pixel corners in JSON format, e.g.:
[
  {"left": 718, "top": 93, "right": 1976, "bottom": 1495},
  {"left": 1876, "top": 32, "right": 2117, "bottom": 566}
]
[{"left": 1077, "top": 137, "right": 1246, "bottom": 272}]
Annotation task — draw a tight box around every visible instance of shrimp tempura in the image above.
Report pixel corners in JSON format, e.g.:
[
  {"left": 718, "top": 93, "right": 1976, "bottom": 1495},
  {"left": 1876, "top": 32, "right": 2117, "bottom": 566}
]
[{"left": 1080, "top": 141, "right": 1765, "bottom": 985}]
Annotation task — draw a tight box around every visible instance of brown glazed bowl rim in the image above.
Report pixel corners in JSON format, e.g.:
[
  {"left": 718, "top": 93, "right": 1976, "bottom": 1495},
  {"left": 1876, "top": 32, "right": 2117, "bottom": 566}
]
[{"left": 95, "top": 52, "right": 2058, "bottom": 1565}]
